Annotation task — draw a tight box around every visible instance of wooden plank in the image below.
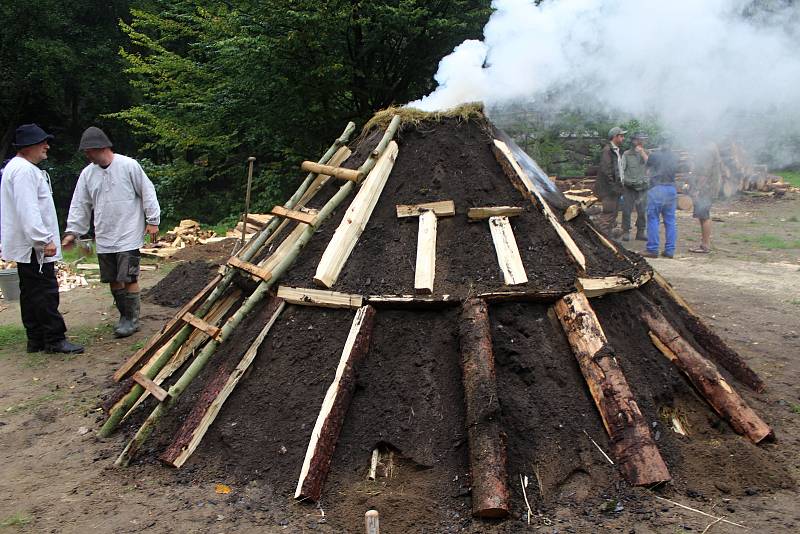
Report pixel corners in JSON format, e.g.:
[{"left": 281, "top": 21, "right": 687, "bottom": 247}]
[
  {"left": 577, "top": 272, "right": 652, "bottom": 297},
  {"left": 277, "top": 286, "right": 363, "bottom": 309},
  {"left": 295, "top": 305, "right": 376, "bottom": 501},
  {"left": 365, "top": 294, "right": 457, "bottom": 308},
  {"left": 554, "top": 292, "right": 671, "bottom": 486},
  {"left": 492, "top": 139, "right": 587, "bottom": 271},
  {"left": 270, "top": 205, "right": 317, "bottom": 226},
  {"left": 467, "top": 206, "right": 524, "bottom": 220},
  {"left": 396, "top": 200, "right": 455, "bottom": 218},
  {"left": 300, "top": 161, "right": 361, "bottom": 182},
  {"left": 477, "top": 290, "right": 568, "bottom": 303},
  {"left": 161, "top": 299, "right": 286, "bottom": 467},
  {"left": 414, "top": 210, "right": 437, "bottom": 294},
  {"left": 488, "top": 216, "right": 528, "bottom": 286},
  {"left": 313, "top": 141, "right": 398, "bottom": 288},
  {"left": 132, "top": 371, "right": 169, "bottom": 402},
  {"left": 181, "top": 311, "right": 222, "bottom": 341},
  {"left": 227, "top": 256, "right": 272, "bottom": 282},
  {"left": 113, "top": 273, "right": 223, "bottom": 382}
]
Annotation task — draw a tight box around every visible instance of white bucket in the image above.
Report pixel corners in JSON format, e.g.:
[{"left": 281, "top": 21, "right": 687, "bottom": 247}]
[{"left": 0, "top": 269, "right": 21, "bottom": 301}]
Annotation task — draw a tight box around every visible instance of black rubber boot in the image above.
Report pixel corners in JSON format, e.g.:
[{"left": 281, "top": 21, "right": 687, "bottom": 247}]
[
  {"left": 111, "top": 288, "right": 128, "bottom": 337},
  {"left": 45, "top": 339, "right": 85, "bottom": 354},
  {"left": 115, "top": 292, "right": 140, "bottom": 338}
]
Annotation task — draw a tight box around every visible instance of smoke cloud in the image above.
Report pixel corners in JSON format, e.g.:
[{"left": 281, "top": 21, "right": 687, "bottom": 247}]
[{"left": 409, "top": 0, "right": 800, "bottom": 164}]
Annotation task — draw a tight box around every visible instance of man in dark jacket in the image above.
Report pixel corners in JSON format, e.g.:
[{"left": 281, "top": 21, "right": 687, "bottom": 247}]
[{"left": 595, "top": 127, "right": 627, "bottom": 236}]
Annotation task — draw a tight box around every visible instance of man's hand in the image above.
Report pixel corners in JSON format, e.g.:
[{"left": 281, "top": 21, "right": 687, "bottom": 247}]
[
  {"left": 145, "top": 224, "right": 159, "bottom": 243},
  {"left": 62, "top": 234, "right": 76, "bottom": 249},
  {"left": 44, "top": 241, "right": 57, "bottom": 257}
]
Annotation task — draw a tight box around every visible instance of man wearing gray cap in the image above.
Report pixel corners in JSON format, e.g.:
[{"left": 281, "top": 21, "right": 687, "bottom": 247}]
[
  {"left": 620, "top": 132, "right": 650, "bottom": 241},
  {"left": 595, "top": 127, "right": 627, "bottom": 236},
  {"left": 62, "top": 126, "right": 160, "bottom": 338},
  {"left": 0, "top": 124, "right": 83, "bottom": 354}
]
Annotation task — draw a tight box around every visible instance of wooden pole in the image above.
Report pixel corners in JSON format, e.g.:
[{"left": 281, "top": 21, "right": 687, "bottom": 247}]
[
  {"left": 554, "top": 292, "right": 671, "bottom": 486},
  {"left": 357, "top": 115, "right": 401, "bottom": 179},
  {"left": 458, "top": 298, "right": 510, "bottom": 518},
  {"left": 300, "top": 161, "right": 361, "bottom": 182},
  {"left": 295, "top": 305, "right": 376, "bottom": 501},
  {"left": 241, "top": 156, "right": 256, "bottom": 248},
  {"left": 641, "top": 305, "right": 773, "bottom": 443}
]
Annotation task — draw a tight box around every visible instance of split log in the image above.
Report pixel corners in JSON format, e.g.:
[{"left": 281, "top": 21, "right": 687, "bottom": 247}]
[
  {"left": 365, "top": 294, "right": 457, "bottom": 309},
  {"left": 467, "top": 206, "right": 524, "bottom": 220},
  {"left": 414, "top": 210, "right": 438, "bottom": 294},
  {"left": 227, "top": 257, "right": 272, "bottom": 282},
  {"left": 458, "top": 298, "right": 510, "bottom": 518},
  {"left": 648, "top": 272, "right": 765, "bottom": 392},
  {"left": 488, "top": 216, "right": 528, "bottom": 286},
  {"left": 313, "top": 141, "right": 399, "bottom": 288},
  {"left": 295, "top": 305, "right": 376, "bottom": 501},
  {"left": 300, "top": 161, "right": 361, "bottom": 182},
  {"left": 396, "top": 200, "right": 455, "bottom": 218},
  {"left": 641, "top": 305, "right": 772, "bottom": 443},
  {"left": 269, "top": 205, "right": 317, "bottom": 226},
  {"left": 578, "top": 272, "right": 652, "bottom": 298},
  {"left": 276, "top": 286, "right": 364, "bottom": 309},
  {"left": 554, "top": 292, "right": 671, "bottom": 486},
  {"left": 492, "top": 139, "right": 587, "bottom": 271},
  {"left": 160, "top": 298, "right": 286, "bottom": 467}
]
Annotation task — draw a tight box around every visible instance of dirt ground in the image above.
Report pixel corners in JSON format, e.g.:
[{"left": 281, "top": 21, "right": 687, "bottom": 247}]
[{"left": 0, "top": 195, "right": 798, "bottom": 533}]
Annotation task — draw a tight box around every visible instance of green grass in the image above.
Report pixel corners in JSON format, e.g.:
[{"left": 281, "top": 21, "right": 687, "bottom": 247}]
[
  {"left": 776, "top": 170, "right": 800, "bottom": 187},
  {"left": 0, "top": 323, "right": 112, "bottom": 367},
  {"left": 791, "top": 404, "right": 800, "bottom": 415},
  {"left": 0, "top": 325, "right": 26, "bottom": 346},
  {"left": 0, "top": 512, "right": 31, "bottom": 527},
  {"left": 732, "top": 233, "right": 800, "bottom": 250},
  {"left": 60, "top": 245, "right": 97, "bottom": 265}
]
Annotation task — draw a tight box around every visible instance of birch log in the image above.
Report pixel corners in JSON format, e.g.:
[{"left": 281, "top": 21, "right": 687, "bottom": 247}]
[
  {"left": 642, "top": 306, "right": 772, "bottom": 443},
  {"left": 459, "top": 298, "right": 510, "bottom": 518},
  {"left": 295, "top": 305, "right": 376, "bottom": 501},
  {"left": 554, "top": 292, "right": 671, "bottom": 486}
]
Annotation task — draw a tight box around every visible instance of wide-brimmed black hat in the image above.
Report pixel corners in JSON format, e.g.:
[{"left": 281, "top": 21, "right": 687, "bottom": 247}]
[{"left": 12, "top": 123, "right": 54, "bottom": 148}]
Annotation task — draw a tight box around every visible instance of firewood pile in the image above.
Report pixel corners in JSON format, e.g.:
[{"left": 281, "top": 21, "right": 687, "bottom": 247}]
[
  {"left": 162, "top": 219, "right": 216, "bottom": 248},
  {"left": 99, "top": 110, "right": 775, "bottom": 530},
  {"left": 0, "top": 259, "right": 89, "bottom": 293}
]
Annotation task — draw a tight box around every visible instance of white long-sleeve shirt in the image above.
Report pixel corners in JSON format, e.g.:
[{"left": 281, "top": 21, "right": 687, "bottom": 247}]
[
  {"left": 65, "top": 154, "right": 161, "bottom": 254},
  {"left": 0, "top": 156, "right": 61, "bottom": 264}
]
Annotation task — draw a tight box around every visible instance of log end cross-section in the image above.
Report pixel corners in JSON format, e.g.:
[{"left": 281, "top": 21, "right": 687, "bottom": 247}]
[
  {"left": 554, "top": 292, "right": 671, "bottom": 486},
  {"left": 295, "top": 305, "right": 377, "bottom": 502}
]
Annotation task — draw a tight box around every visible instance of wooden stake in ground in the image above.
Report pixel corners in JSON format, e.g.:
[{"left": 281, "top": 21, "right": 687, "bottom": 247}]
[
  {"left": 295, "top": 305, "right": 376, "bottom": 501},
  {"left": 160, "top": 297, "right": 286, "bottom": 467},
  {"left": 554, "top": 292, "right": 671, "bottom": 486},
  {"left": 396, "top": 200, "right": 455, "bottom": 294},
  {"left": 641, "top": 304, "right": 772, "bottom": 444},
  {"left": 458, "top": 298, "right": 510, "bottom": 518},
  {"left": 314, "top": 141, "right": 399, "bottom": 288}
]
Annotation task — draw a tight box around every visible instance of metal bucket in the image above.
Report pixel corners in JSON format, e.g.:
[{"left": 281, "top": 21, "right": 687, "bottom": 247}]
[{"left": 0, "top": 268, "right": 21, "bottom": 301}]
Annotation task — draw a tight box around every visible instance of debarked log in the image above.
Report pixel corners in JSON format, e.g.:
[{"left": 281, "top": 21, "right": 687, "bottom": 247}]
[
  {"left": 295, "top": 305, "right": 376, "bottom": 501},
  {"left": 641, "top": 305, "right": 773, "bottom": 444},
  {"left": 554, "top": 292, "right": 671, "bottom": 486},
  {"left": 458, "top": 298, "right": 510, "bottom": 518}
]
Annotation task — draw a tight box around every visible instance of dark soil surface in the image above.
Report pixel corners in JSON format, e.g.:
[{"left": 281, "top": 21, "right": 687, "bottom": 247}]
[
  {"left": 144, "top": 260, "right": 218, "bottom": 308},
  {"left": 170, "top": 238, "right": 239, "bottom": 264}
]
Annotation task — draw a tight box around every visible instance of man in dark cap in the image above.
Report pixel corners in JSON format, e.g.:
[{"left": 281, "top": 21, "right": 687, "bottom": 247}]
[
  {"left": 0, "top": 124, "right": 84, "bottom": 353},
  {"left": 62, "top": 126, "right": 160, "bottom": 338},
  {"left": 620, "top": 132, "right": 650, "bottom": 241},
  {"left": 595, "top": 126, "right": 627, "bottom": 236}
]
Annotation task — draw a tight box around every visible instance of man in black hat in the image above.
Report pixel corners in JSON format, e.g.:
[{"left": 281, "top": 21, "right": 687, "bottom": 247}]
[
  {"left": 62, "top": 126, "right": 160, "bottom": 338},
  {"left": 0, "top": 124, "right": 84, "bottom": 354}
]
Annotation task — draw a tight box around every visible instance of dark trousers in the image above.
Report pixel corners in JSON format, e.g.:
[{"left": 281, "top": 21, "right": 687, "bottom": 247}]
[
  {"left": 596, "top": 195, "right": 620, "bottom": 234},
  {"left": 621, "top": 186, "right": 647, "bottom": 233},
  {"left": 17, "top": 250, "right": 67, "bottom": 344}
]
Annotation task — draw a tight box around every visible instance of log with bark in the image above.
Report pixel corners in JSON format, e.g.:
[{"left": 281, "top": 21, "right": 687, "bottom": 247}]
[
  {"left": 458, "top": 298, "right": 510, "bottom": 518},
  {"left": 554, "top": 292, "right": 671, "bottom": 486}
]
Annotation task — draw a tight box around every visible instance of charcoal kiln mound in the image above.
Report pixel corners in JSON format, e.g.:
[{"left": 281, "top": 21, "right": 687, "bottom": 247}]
[{"left": 105, "top": 106, "right": 790, "bottom": 532}]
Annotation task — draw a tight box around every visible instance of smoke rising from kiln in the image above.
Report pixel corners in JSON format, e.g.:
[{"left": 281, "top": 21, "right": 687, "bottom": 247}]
[{"left": 409, "top": 0, "right": 800, "bottom": 163}]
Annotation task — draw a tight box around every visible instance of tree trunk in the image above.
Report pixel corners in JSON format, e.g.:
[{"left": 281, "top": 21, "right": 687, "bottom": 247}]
[{"left": 458, "top": 298, "right": 510, "bottom": 518}]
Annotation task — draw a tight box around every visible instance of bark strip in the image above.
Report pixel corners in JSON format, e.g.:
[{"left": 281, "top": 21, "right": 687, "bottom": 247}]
[{"left": 458, "top": 298, "right": 510, "bottom": 518}]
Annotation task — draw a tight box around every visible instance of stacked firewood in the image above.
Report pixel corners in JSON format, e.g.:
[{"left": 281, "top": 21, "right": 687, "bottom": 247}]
[
  {"left": 163, "top": 220, "right": 217, "bottom": 248},
  {"left": 225, "top": 214, "right": 273, "bottom": 238}
]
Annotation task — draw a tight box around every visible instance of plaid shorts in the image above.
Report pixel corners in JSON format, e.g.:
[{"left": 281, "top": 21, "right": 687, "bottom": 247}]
[{"left": 98, "top": 249, "right": 141, "bottom": 284}]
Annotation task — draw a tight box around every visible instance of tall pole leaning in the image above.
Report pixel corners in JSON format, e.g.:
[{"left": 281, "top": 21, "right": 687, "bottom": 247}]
[{"left": 241, "top": 156, "right": 256, "bottom": 249}]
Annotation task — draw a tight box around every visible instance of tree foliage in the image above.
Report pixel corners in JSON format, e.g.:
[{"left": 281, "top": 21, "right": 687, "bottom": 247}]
[{"left": 113, "top": 0, "right": 491, "bottom": 222}]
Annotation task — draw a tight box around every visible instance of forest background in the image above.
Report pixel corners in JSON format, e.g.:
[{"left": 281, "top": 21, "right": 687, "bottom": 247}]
[{"left": 2, "top": 0, "right": 797, "bottom": 230}]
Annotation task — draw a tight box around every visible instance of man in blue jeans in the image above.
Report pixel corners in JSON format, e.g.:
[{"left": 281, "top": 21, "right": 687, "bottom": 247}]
[{"left": 644, "top": 143, "right": 679, "bottom": 259}]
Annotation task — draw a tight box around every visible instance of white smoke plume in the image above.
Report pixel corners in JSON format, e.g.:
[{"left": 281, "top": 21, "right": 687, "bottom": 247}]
[{"left": 409, "top": 0, "right": 800, "bottom": 163}]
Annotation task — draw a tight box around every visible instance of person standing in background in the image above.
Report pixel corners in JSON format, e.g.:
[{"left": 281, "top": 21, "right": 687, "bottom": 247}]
[
  {"left": 643, "top": 141, "right": 679, "bottom": 259},
  {"left": 620, "top": 132, "right": 649, "bottom": 241},
  {"left": 595, "top": 127, "right": 627, "bottom": 237},
  {"left": 688, "top": 143, "right": 722, "bottom": 254}
]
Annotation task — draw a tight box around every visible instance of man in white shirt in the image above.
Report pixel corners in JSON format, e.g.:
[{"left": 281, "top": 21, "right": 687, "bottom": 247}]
[
  {"left": 62, "top": 127, "right": 161, "bottom": 338},
  {"left": 0, "top": 124, "right": 84, "bottom": 354}
]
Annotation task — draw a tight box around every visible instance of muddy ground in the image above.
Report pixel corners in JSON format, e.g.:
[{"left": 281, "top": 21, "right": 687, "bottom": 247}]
[{"left": 0, "top": 194, "right": 798, "bottom": 533}]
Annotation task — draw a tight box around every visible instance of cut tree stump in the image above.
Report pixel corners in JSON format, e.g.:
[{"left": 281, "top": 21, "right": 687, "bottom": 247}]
[
  {"left": 647, "top": 272, "right": 765, "bottom": 392},
  {"left": 295, "top": 305, "right": 376, "bottom": 501},
  {"left": 641, "top": 304, "right": 773, "bottom": 444},
  {"left": 554, "top": 292, "right": 671, "bottom": 486},
  {"left": 458, "top": 298, "right": 510, "bottom": 518},
  {"left": 314, "top": 141, "right": 399, "bottom": 288},
  {"left": 488, "top": 216, "right": 528, "bottom": 286},
  {"left": 160, "top": 298, "right": 286, "bottom": 467}
]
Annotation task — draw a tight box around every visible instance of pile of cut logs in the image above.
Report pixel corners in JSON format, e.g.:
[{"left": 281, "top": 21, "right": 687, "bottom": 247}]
[
  {"left": 163, "top": 220, "right": 217, "bottom": 248},
  {"left": 98, "top": 115, "right": 773, "bottom": 524}
]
